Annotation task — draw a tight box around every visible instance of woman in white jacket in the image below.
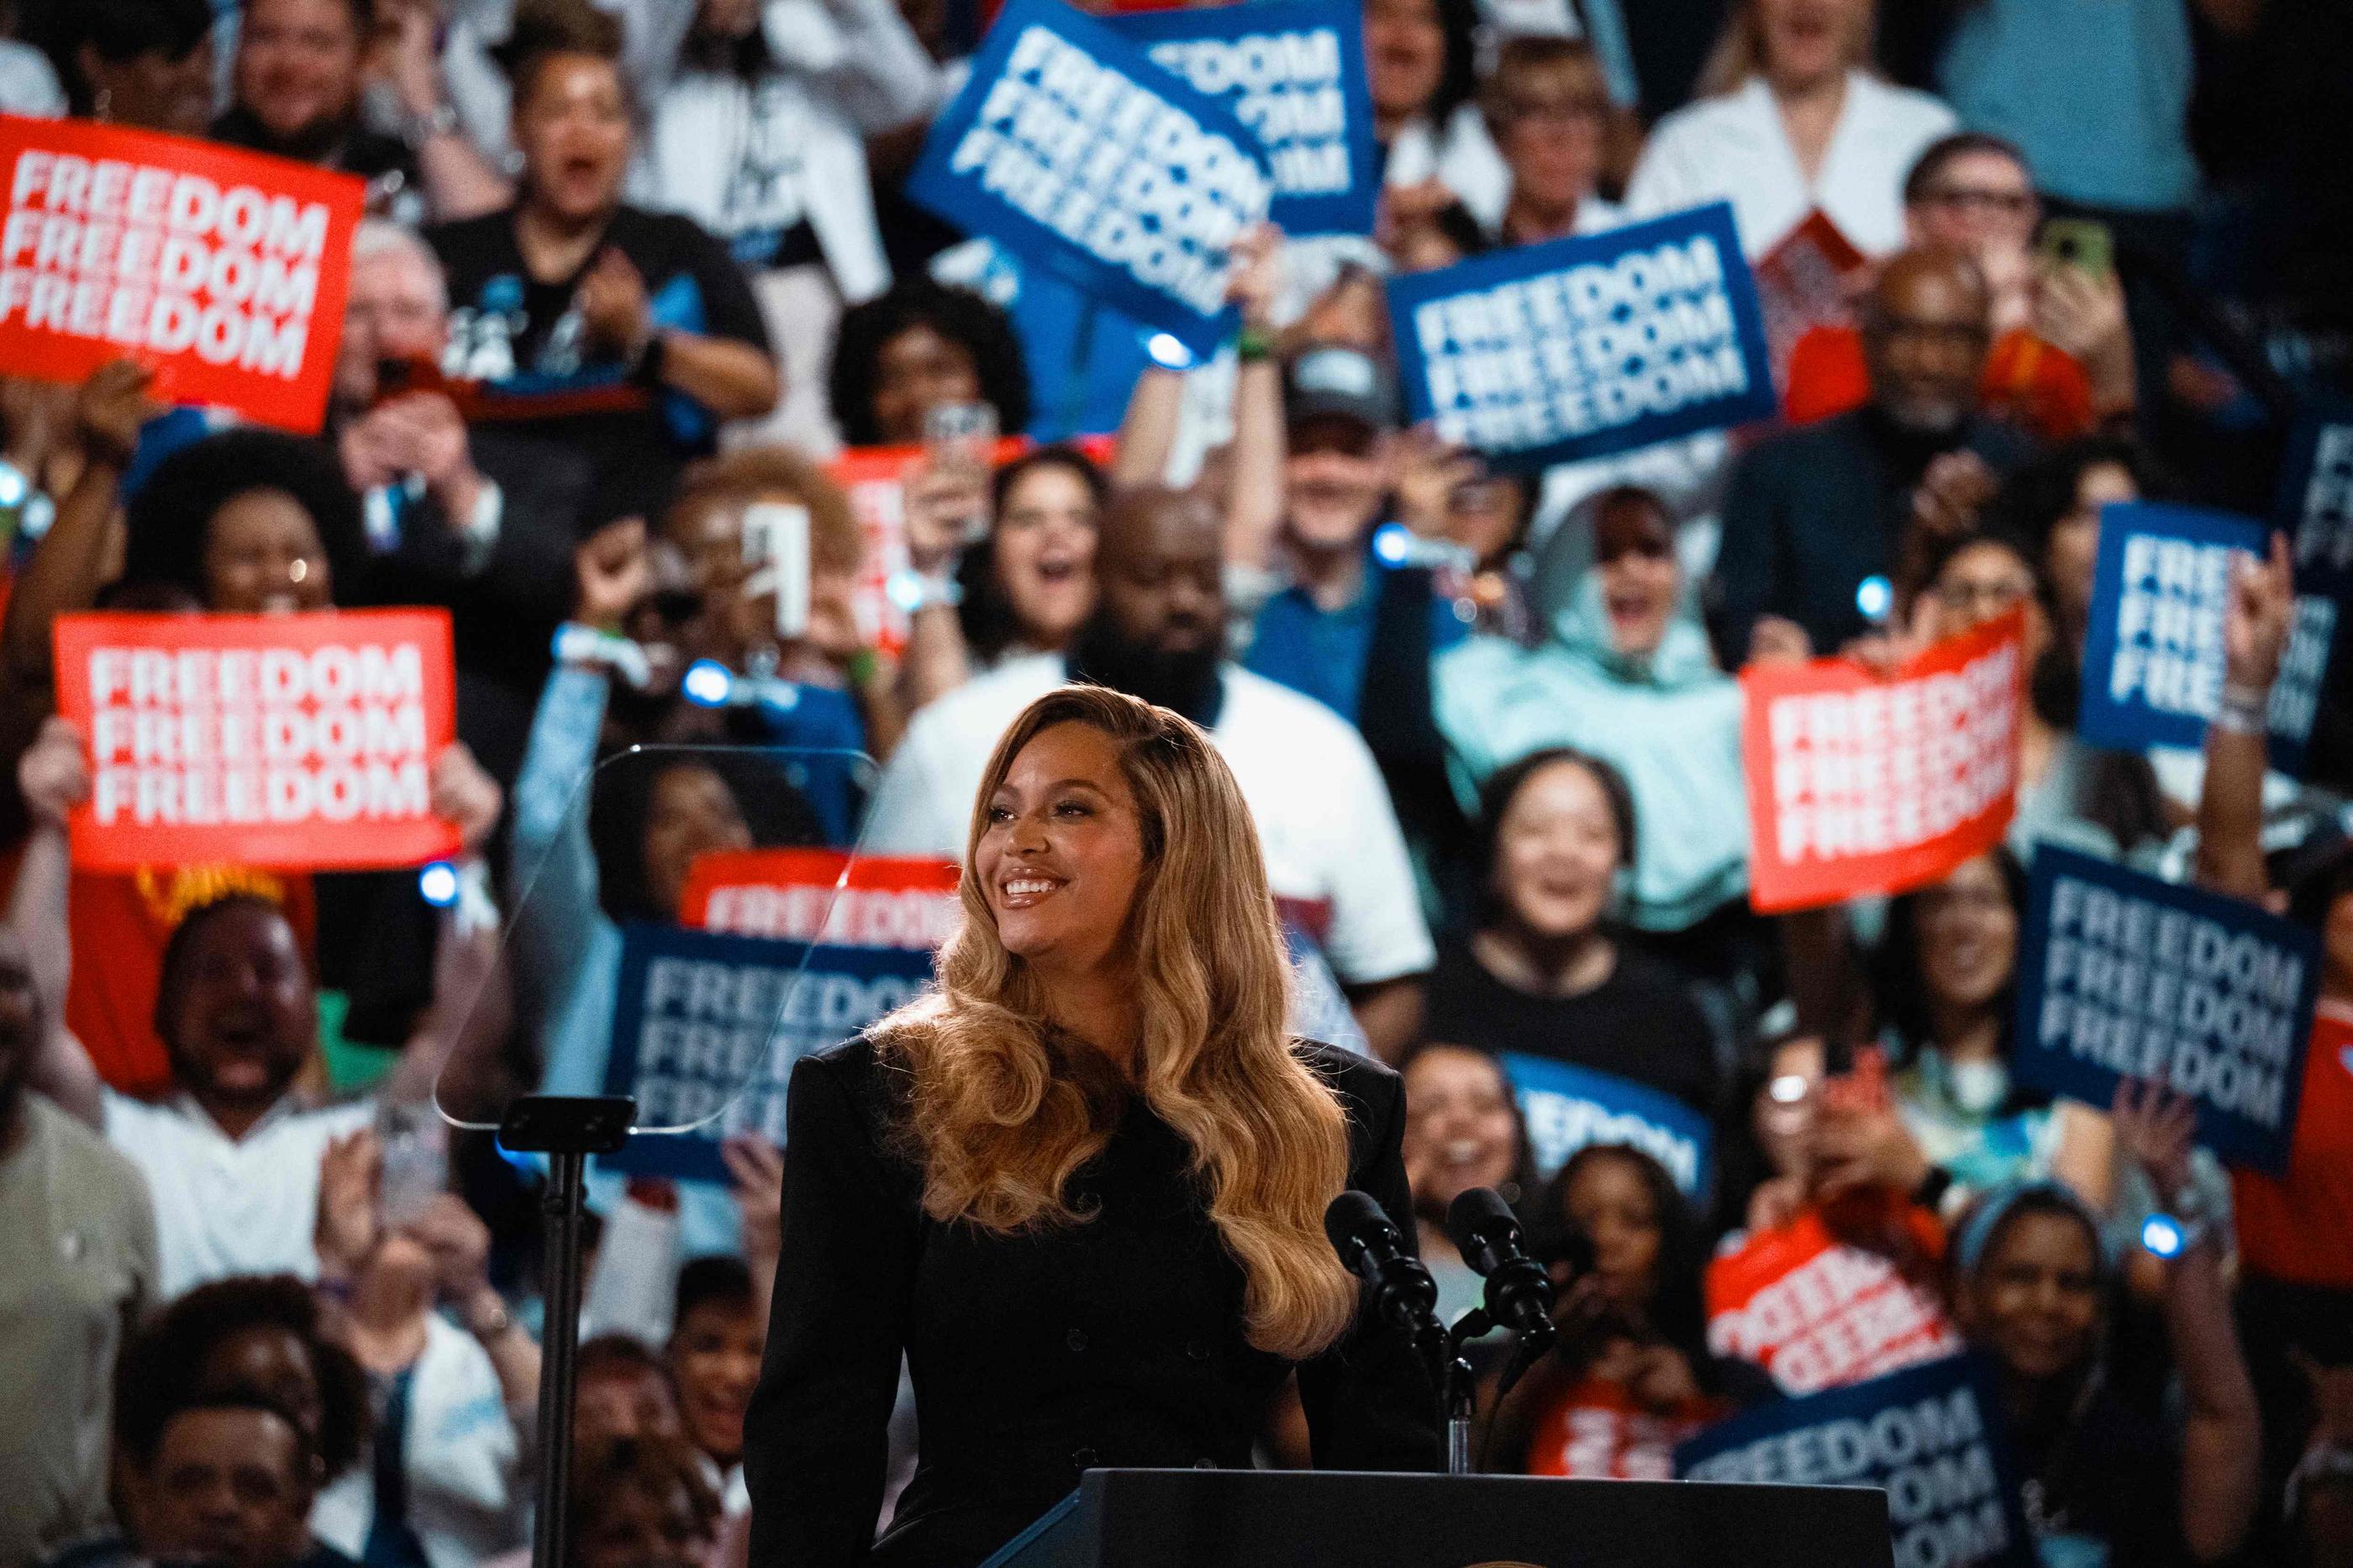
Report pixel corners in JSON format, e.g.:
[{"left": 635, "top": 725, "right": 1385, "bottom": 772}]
[
  {"left": 1625, "top": 0, "right": 1954, "bottom": 260},
  {"left": 630, "top": 0, "right": 935, "bottom": 452}
]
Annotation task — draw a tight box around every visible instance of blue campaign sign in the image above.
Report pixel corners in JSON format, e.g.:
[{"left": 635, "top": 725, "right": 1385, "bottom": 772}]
[
  {"left": 1109, "top": 0, "right": 1378, "bottom": 238},
  {"left": 1677, "top": 1355, "right": 2032, "bottom": 1568},
  {"left": 2012, "top": 846, "right": 2318, "bottom": 1173},
  {"left": 2073, "top": 501, "right": 2329, "bottom": 772},
  {"left": 1499, "top": 1051, "right": 1713, "bottom": 1198},
  {"left": 906, "top": 0, "right": 1274, "bottom": 358},
  {"left": 597, "top": 923, "right": 934, "bottom": 1184},
  {"left": 1386, "top": 203, "right": 1775, "bottom": 474}
]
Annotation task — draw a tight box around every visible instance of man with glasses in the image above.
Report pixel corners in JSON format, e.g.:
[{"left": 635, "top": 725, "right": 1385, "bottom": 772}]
[
  {"left": 1787, "top": 134, "right": 2138, "bottom": 439},
  {"left": 1713, "top": 246, "right": 2035, "bottom": 664}
]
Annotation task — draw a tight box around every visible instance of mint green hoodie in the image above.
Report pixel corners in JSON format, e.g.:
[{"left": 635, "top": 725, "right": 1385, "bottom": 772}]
[{"left": 1432, "top": 576, "right": 1750, "bottom": 932}]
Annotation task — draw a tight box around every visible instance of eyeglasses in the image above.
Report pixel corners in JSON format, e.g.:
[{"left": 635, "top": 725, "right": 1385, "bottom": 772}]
[
  {"left": 1935, "top": 577, "right": 2032, "bottom": 615},
  {"left": 1919, "top": 186, "right": 2037, "bottom": 217}
]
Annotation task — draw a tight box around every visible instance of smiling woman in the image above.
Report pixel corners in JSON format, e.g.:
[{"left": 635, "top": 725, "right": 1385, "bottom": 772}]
[{"left": 745, "top": 684, "right": 1441, "bottom": 1568}]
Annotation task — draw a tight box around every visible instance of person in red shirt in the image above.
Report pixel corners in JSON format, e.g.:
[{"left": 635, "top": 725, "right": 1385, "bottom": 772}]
[
  {"left": 2192, "top": 534, "right": 2353, "bottom": 1555},
  {"left": 1785, "top": 133, "right": 2138, "bottom": 441}
]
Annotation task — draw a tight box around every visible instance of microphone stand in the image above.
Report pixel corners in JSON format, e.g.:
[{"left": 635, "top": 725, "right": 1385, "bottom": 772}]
[
  {"left": 1441, "top": 1310, "right": 1491, "bottom": 1476},
  {"left": 497, "top": 1095, "right": 636, "bottom": 1568}
]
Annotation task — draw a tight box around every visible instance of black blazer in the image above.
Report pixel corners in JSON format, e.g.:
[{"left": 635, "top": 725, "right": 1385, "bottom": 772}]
[{"left": 742, "top": 1036, "right": 1443, "bottom": 1568}]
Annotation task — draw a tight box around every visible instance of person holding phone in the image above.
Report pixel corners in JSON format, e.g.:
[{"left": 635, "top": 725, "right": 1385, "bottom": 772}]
[{"left": 1784, "top": 134, "right": 2138, "bottom": 439}]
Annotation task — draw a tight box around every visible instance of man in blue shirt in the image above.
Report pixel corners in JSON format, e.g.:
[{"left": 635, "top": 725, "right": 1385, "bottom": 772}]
[{"left": 1245, "top": 345, "right": 1470, "bottom": 722}]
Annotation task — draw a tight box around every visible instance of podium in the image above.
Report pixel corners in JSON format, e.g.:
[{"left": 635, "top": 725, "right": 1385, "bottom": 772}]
[{"left": 980, "top": 1469, "right": 1892, "bottom": 1568}]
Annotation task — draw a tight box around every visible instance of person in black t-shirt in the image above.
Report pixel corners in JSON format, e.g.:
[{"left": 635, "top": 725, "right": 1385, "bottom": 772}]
[
  {"left": 1421, "top": 747, "right": 1719, "bottom": 1117},
  {"left": 427, "top": 0, "right": 778, "bottom": 505}
]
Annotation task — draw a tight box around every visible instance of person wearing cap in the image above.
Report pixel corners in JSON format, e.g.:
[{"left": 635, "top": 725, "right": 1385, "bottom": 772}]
[{"left": 1950, "top": 1138, "right": 2260, "bottom": 1567}]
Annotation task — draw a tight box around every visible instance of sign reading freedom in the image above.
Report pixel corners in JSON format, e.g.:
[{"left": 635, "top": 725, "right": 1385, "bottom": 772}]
[
  {"left": 1387, "top": 202, "right": 1776, "bottom": 473},
  {"left": 54, "top": 609, "right": 458, "bottom": 870},
  {"left": 1740, "top": 610, "right": 2022, "bottom": 913},
  {"left": 0, "top": 116, "right": 364, "bottom": 433},
  {"left": 2013, "top": 846, "right": 2319, "bottom": 1172},
  {"left": 907, "top": 0, "right": 1273, "bottom": 358}
]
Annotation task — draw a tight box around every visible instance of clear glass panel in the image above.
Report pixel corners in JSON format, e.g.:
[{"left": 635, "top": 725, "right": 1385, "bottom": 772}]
[{"left": 434, "top": 743, "right": 954, "bottom": 1157}]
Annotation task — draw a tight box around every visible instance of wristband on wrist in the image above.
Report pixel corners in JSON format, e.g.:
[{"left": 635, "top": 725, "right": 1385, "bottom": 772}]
[
  {"left": 887, "top": 567, "right": 965, "bottom": 614},
  {"left": 845, "top": 647, "right": 882, "bottom": 689},
  {"left": 2214, "top": 681, "right": 2271, "bottom": 736},
  {"left": 1235, "top": 324, "right": 1274, "bottom": 363},
  {"left": 552, "top": 623, "right": 653, "bottom": 687}
]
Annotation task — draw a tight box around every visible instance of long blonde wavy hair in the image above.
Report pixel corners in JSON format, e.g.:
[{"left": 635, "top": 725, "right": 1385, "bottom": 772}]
[{"left": 874, "top": 686, "right": 1359, "bottom": 1360}]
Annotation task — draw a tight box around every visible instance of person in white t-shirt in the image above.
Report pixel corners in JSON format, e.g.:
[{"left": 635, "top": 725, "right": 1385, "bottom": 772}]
[
  {"left": 1624, "top": 0, "right": 1956, "bottom": 260},
  {"left": 14, "top": 716, "right": 504, "bottom": 1299},
  {"left": 866, "top": 488, "right": 1435, "bottom": 1061}
]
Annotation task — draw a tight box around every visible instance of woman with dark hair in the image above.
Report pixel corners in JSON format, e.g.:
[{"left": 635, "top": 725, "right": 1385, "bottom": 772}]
[
  {"left": 1868, "top": 848, "right": 2111, "bottom": 1212},
  {"left": 824, "top": 279, "right": 1032, "bottom": 449},
  {"left": 747, "top": 686, "right": 1440, "bottom": 1565},
  {"left": 1367, "top": 0, "right": 1508, "bottom": 226},
  {"left": 119, "top": 429, "right": 375, "bottom": 614},
  {"left": 1950, "top": 1155, "right": 2261, "bottom": 1565},
  {"left": 897, "top": 445, "right": 1106, "bottom": 713},
  {"left": 1978, "top": 435, "right": 2160, "bottom": 654},
  {"left": 429, "top": 0, "right": 778, "bottom": 497},
  {"left": 1914, "top": 526, "right": 2169, "bottom": 863},
  {"left": 1398, "top": 1041, "right": 1536, "bottom": 1331},
  {"left": 114, "top": 1273, "right": 373, "bottom": 1492},
  {"left": 29, "top": 0, "right": 213, "bottom": 133},
  {"left": 1422, "top": 747, "right": 1719, "bottom": 1115},
  {"left": 1492, "top": 1144, "right": 1767, "bottom": 1477}
]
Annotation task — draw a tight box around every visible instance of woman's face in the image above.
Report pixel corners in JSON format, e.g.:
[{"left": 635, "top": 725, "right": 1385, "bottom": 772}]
[
  {"left": 1498, "top": 82, "right": 1603, "bottom": 214},
  {"left": 994, "top": 466, "right": 1099, "bottom": 650},
  {"left": 205, "top": 490, "right": 332, "bottom": 614},
  {"left": 1492, "top": 760, "right": 1621, "bottom": 942},
  {"left": 577, "top": 1481, "right": 713, "bottom": 1568},
  {"left": 1963, "top": 1209, "right": 2102, "bottom": 1382},
  {"left": 1931, "top": 539, "right": 2038, "bottom": 638},
  {"left": 976, "top": 722, "right": 1147, "bottom": 976},
  {"left": 90, "top": 39, "right": 217, "bottom": 136},
  {"left": 1401, "top": 1046, "right": 1520, "bottom": 1217},
  {"left": 516, "top": 53, "right": 631, "bottom": 226},
  {"left": 2046, "top": 460, "right": 2138, "bottom": 633},
  {"left": 235, "top": 0, "right": 362, "bottom": 143},
  {"left": 1754, "top": 0, "right": 1859, "bottom": 94},
  {"left": 696, "top": 0, "right": 761, "bottom": 39},
  {"left": 1364, "top": 0, "right": 1446, "bottom": 124},
  {"left": 1915, "top": 854, "right": 2018, "bottom": 1016},
  {"left": 576, "top": 1365, "right": 683, "bottom": 1449},
  {"left": 640, "top": 766, "right": 753, "bottom": 919},
  {"left": 196, "top": 1326, "right": 325, "bottom": 1447},
  {"left": 1593, "top": 497, "right": 1681, "bottom": 657},
  {"left": 871, "top": 324, "right": 982, "bottom": 446},
  {"left": 1563, "top": 1153, "right": 1662, "bottom": 1308},
  {"left": 667, "top": 1301, "right": 761, "bottom": 1465}
]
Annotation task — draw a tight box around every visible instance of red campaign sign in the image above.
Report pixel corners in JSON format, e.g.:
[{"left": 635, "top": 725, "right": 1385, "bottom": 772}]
[
  {"left": 680, "top": 847, "right": 962, "bottom": 950},
  {"left": 829, "top": 434, "right": 1118, "bottom": 658},
  {"left": 1753, "top": 209, "right": 1868, "bottom": 395},
  {"left": 1704, "top": 1207, "right": 1964, "bottom": 1396},
  {"left": 1741, "top": 609, "right": 2024, "bottom": 913},
  {"left": 1523, "top": 1376, "right": 1721, "bottom": 1481},
  {"left": 54, "top": 609, "right": 459, "bottom": 871},
  {"left": 0, "top": 117, "right": 364, "bottom": 434}
]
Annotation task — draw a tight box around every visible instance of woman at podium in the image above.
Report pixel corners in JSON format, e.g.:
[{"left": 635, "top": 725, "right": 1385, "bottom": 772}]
[{"left": 744, "top": 686, "right": 1442, "bottom": 1565}]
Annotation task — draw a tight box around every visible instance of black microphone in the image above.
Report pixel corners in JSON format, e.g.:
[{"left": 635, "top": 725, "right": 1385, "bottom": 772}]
[
  {"left": 1323, "top": 1190, "right": 1448, "bottom": 1364},
  {"left": 1445, "top": 1187, "right": 1557, "bottom": 1345}
]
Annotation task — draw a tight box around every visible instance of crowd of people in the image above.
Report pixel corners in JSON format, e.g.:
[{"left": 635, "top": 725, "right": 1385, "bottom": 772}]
[{"left": 0, "top": 0, "right": 2346, "bottom": 1564}]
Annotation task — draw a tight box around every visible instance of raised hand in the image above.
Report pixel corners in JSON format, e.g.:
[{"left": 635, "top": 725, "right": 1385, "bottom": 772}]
[
  {"left": 76, "top": 360, "right": 156, "bottom": 469},
  {"left": 315, "top": 1129, "right": 383, "bottom": 1281},
  {"left": 577, "top": 248, "right": 652, "bottom": 361},
  {"left": 574, "top": 518, "right": 650, "bottom": 632},
  {"left": 2110, "top": 1076, "right": 2197, "bottom": 1203},
  {"left": 429, "top": 742, "right": 503, "bottom": 852},
  {"left": 2221, "top": 531, "right": 2296, "bottom": 697},
  {"left": 18, "top": 715, "right": 90, "bottom": 829}
]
